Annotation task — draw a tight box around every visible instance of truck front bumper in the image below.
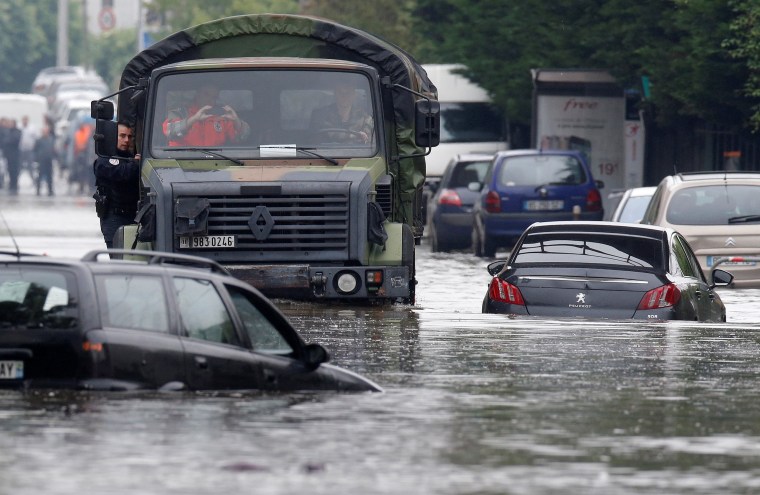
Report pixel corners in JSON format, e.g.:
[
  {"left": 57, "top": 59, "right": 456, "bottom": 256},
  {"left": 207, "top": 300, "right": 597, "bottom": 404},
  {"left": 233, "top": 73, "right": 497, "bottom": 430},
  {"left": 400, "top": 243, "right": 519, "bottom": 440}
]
[{"left": 226, "top": 264, "right": 411, "bottom": 300}]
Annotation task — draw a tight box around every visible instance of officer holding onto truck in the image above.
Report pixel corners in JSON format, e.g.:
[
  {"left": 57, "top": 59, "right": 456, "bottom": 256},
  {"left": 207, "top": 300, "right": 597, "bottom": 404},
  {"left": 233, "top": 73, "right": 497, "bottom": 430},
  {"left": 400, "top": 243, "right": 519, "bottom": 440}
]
[
  {"left": 163, "top": 83, "right": 250, "bottom": 147},
  {"left": 93, "top": 120, "right": 140, "bottom": 249}
]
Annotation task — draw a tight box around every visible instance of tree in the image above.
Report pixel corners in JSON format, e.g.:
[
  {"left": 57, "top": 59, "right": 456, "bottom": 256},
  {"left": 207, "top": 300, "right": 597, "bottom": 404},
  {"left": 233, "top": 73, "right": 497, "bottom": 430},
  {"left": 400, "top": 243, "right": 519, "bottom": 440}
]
[
  {"left": 725, "top": 0, "right": 760, "bottom": 131},
  {"left": 0, "top": 0, "right": 56, "bottom": 92},
  {"left": 412, "top": 0, "right": 759, "bottom": 132}
]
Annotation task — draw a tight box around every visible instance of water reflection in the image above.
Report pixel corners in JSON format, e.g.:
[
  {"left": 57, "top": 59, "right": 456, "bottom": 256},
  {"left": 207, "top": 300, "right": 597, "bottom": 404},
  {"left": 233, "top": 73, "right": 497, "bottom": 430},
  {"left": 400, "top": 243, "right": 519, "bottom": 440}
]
[{"left": 3, "top": 191, "right": 760, "bottom": 493}]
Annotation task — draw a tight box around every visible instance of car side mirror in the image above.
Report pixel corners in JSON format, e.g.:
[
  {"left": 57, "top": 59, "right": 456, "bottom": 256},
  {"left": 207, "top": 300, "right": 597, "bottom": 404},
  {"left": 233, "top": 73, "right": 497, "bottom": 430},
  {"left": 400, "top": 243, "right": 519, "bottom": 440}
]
[
  {"left": 486, "top": 260, "right": 507, "bottom": 276},
  {"left": 711, "top": 268, "right": 734, "bottom": 288},
  {"left": 595, "top": 180, "right": 605, "bottom": 189},
  {"left": 414, "top": 99, "right": 440, "bottom": 148},
  {"left": 303, "top": 343, "right": 330, "bottom": 370}
]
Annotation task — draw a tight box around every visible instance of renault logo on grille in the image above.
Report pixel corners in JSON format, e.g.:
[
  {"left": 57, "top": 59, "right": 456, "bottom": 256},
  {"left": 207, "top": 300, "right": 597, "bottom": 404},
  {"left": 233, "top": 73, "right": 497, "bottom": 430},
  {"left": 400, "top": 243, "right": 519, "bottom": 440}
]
[
  {"left": 725, "top": 237, "right": 736, "bottom": 247},
  {"left": 248, "top": 206, "right": 274, "bottom": 241}
]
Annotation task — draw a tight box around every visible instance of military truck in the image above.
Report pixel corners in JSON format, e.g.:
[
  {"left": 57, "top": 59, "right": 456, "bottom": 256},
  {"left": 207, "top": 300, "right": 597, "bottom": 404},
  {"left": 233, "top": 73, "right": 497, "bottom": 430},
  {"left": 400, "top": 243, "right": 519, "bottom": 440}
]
[{"left": 91, "top": 14, "right": 439, "bottom": 304}]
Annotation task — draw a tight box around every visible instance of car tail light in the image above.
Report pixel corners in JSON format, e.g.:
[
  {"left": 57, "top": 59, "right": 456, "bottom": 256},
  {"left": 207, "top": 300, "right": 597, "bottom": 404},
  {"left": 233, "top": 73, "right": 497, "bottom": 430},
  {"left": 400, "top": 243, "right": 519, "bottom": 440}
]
[
  {"left": 485, "top": 191, "right": 501, "bottom": 213},
  {"left": 488, "top": 277, "right": 525, "bottom": 305},
  {"left": 586, "top": 189, "right": 602, "bottom": 212},
  {"left": 637, "top": 283, "right": 681, "bottom": 309},
  {"left": 438, "top": 189, "right": 462, "bottom": 207}
]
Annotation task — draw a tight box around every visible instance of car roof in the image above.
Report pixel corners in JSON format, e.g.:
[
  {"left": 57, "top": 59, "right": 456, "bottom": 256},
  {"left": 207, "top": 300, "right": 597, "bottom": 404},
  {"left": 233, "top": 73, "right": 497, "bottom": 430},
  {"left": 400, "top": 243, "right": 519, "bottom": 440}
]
[
  {"left": 0, "top": 250, "right": 232, "bottom": 280},
  {"left": 625, "top": 186, "right": 657, "bottom": 197},
  {"left": 452, "top": 153, "right": 495, "bottom": 162},
  {"left": 671, "top": 171, "right": 760, "bottom": 184},
  {"left": 494, "top": 148, "right": 586, "bottom": 159}
]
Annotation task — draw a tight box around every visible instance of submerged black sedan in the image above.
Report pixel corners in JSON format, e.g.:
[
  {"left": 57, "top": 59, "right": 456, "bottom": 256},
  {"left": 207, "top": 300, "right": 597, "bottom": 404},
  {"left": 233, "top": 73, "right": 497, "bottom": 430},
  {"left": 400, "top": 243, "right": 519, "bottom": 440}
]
[
  {"left": 482, "top": 222, "right": 733, "bottom": 321},
  {"left": 0, "top": 249, "right": 381, "bottom": 392}
]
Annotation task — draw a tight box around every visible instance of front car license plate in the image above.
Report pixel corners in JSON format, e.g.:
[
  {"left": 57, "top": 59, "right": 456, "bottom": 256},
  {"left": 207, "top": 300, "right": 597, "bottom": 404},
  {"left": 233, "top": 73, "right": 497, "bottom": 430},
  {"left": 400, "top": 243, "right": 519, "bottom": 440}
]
[
  {"left": 179, "top": 235, "right": 236, "bottom": 249},
  {"left": 0, "top": 361, "right": 24, "bottom": 379},
  {"left": 706, "top": 255, "right": 757, "bottom": 267},
  {"left": 524, "top": 200, "right": 564, "bottom": 211}
]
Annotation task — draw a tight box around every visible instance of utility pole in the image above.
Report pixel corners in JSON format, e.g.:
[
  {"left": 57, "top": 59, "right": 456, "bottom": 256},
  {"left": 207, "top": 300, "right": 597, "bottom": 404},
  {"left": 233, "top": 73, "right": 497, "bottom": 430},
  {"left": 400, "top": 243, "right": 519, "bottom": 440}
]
[{"left": 57, "top": 0, "right": 69, "bottom": 66}]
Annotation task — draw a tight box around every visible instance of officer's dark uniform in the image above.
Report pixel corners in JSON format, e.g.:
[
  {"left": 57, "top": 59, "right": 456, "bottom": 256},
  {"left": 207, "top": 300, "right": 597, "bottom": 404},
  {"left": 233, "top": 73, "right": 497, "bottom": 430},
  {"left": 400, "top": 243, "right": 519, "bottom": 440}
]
[{"left": 93, "top": 149, "right": 140, "bottom": 249}]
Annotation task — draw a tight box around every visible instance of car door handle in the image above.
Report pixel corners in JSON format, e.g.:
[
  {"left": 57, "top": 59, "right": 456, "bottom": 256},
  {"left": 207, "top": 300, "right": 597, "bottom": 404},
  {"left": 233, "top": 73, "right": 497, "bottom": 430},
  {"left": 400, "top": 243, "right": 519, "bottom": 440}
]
[{"left": 194, "top": 356, "right": 208, "bottom": 369}]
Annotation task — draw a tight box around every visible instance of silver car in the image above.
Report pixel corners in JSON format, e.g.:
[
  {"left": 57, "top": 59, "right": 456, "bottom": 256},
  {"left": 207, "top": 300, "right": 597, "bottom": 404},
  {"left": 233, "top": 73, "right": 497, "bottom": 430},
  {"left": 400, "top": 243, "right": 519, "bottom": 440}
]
[{"left": 641, "top": 172, "right": 760, "bottom": 287}]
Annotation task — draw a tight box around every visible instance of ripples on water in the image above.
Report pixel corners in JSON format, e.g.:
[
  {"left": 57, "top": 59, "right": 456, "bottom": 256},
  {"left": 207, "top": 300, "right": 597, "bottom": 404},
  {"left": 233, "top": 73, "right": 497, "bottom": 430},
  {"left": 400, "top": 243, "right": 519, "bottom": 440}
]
[{"left": 3, "top": 199, "right": 760, "bottom": 493}]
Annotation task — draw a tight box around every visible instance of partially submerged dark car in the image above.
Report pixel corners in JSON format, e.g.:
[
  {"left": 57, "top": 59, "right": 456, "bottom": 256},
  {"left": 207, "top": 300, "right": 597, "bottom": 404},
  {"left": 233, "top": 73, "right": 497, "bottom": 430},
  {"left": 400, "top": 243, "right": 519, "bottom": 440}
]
[
  {"left": 0, "top": 250, "right": 381, "bottom": 392},
  {"left": 482, "top": 222, "right": 733, "bottom": 321}
]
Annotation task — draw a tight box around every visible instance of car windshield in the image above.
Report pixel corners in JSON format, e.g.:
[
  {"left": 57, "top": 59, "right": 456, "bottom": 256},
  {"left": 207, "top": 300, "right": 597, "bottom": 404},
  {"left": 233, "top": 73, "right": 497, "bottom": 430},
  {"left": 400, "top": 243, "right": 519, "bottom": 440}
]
[
  {"left": 618, "top": 195, "right": 654, "bottom": 223},
  {"left": 0, "top": 268, "right": 78, "bottom": 329},
  {"left": 448, "top": 160, "right": 490, "bottom": 188},
  {"left": 499, "top": 155, "right": 587, "bottom": 187},
  {"left": 513, "top": 233, "right": 663, "bottom": 269},
  {"left": 151, "top": 69, "right": 377, "bottom": 160},
  {"left": 666, "top": 185, "right": 760, "bottom": 225}
]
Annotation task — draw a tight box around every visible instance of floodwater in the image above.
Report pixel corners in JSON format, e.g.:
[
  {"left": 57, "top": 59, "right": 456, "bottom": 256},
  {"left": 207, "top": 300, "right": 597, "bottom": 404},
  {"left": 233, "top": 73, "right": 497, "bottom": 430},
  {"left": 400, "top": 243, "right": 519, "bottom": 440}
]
[{"left": 2, "top": 174, "right": 760, "bottom": 494}]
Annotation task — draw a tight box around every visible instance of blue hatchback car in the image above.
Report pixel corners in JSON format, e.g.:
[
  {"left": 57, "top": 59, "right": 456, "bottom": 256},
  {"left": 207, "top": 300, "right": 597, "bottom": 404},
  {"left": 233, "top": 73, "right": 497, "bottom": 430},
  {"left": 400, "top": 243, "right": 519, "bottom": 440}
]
[{"left": 472, "top": 149, "right": 604, "bottom": 257}]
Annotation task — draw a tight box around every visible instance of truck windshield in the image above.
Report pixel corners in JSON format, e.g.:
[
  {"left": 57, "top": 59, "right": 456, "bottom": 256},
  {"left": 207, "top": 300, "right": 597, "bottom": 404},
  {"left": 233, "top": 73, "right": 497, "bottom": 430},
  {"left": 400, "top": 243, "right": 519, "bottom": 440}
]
[{"left": 151, "top": 70, "right": 377, "bottom": 160}]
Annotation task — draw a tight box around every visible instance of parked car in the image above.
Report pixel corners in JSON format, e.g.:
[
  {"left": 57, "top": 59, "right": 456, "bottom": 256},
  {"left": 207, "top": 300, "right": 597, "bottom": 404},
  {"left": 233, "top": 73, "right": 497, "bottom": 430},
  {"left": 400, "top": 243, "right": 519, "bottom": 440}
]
[
  {"left": 30, "top": 65, "right": 91, "bottom": 95},
  {"left": 426, "top": 153, "right": 492, "bottom": 252},
  {"left": 472, "top": 149, "right": 604, "bottom": 257},
  {"left": 640, "top": 171, "right": 760, "bottom": 287},
  {"left": 610, "top": 186, "right": 657, "bottom": 223},
  {"left": 0, "top": 249, "right": 381, "bottom": 392},
  {"left": 482, "top": 221, "right": 733, "bottom": 321}
]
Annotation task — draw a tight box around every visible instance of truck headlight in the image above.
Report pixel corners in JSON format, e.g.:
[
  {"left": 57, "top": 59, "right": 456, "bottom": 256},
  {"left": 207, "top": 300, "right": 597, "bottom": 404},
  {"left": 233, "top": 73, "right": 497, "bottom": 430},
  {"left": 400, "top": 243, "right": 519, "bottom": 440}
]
[{"left": 335, "top": 271, "right": 360, "bottom": 295}]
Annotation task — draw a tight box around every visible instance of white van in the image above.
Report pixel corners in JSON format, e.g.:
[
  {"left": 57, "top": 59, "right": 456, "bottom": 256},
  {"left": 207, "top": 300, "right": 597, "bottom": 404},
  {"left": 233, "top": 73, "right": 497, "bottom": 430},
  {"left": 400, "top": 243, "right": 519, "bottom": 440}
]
[
  {"left": 0, "top": 93, "right": 48, "bottom": 129},
  {"left": 422, "top": 64, "right": 509, "bottom": 179}
]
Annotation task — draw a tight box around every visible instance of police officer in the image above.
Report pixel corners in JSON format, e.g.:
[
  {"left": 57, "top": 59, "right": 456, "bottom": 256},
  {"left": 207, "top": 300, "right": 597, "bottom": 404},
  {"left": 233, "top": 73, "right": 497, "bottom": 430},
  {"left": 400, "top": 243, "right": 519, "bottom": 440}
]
[{"left": 93, "top": 120, "right": 140, "bottom": 249}]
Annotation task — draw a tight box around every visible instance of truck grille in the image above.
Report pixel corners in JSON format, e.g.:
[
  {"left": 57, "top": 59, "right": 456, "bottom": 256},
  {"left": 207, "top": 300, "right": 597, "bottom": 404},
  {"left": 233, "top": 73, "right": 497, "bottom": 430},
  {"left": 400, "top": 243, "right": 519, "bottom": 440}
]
[{"left": 193, "top": 191, "right": 350, "bottom": 253}]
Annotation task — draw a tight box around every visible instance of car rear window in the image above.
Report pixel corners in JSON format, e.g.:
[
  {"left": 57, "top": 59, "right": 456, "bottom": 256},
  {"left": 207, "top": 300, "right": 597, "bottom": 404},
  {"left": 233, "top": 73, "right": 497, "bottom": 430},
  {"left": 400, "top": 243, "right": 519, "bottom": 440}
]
[
  {"left": 449, "top": 160, "right": 490, "bottom": 188},
  {"left": 0, "top": 268, "right": 78, "bottom": 329},
  {"left": 499, "top": 155, "right": 587, "bottom": 187},
  {"left": 666, "top": 185, "right": 760, "bottom": 225},
  {"left": 513, "top": 233, "right": 663, "bottom": 269}
]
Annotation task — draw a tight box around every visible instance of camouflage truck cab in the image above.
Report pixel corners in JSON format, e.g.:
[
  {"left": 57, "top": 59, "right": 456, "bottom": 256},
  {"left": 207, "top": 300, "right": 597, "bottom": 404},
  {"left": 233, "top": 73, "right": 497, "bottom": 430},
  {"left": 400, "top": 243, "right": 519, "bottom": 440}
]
[{"left": 92, "top": 14, "right": 439, "bottom": 303}]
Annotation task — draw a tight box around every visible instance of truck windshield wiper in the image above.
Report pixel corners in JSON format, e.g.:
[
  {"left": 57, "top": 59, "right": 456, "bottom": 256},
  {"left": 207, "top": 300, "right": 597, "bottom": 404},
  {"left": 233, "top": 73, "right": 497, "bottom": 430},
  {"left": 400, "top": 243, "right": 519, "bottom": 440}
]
[
  {"left": 295, "top": 147, "right": 339, "bottom": 165},
  {"left": 162, "top": 147, "right": 245, "bottom": 166},
  {"left": 728, "top": 214, "right": 760, "bottom": 224}
]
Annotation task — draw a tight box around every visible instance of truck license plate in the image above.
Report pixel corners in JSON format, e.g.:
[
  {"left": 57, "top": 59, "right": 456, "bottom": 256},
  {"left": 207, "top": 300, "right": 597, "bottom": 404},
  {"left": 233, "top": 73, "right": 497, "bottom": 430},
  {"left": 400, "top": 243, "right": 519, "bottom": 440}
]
[
  {"left": 179, "top": 236, "right": 236, "bottom": 249},
  {"left": 524, "top": 200, "right": 564, "bottom": 211},
  {"left": 0, "top": 361, "right": 24, "bottom": 379}
]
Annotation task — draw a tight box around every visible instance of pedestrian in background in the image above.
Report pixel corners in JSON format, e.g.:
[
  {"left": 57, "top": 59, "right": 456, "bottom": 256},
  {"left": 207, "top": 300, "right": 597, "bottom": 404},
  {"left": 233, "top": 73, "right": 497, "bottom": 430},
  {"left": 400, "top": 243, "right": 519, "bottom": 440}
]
[
  {"left": 92, "top": 120, "right": 140, "bottom": 249},
  {"left": 33, "top": 123, "right": 56, "bottom": 196},
  {"left": 19, "top": 115, "right": 39, "bottom": 180},
  {"left": 2, "top": 119, "right": 22, "bottom": 194}
]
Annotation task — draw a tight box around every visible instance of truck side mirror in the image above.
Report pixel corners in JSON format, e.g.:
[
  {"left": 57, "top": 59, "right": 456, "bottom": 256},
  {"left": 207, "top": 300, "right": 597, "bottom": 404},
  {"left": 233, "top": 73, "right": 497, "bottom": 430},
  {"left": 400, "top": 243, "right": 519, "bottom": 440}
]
[
  {"left": 414, "top": 99, "right": 440, "bottom": 148},
  {"left": 93, "top": 119, "right": 117, "bottom": 157},
  {"left": 91, "top": 99, "right": 114, "bottom": 120}
]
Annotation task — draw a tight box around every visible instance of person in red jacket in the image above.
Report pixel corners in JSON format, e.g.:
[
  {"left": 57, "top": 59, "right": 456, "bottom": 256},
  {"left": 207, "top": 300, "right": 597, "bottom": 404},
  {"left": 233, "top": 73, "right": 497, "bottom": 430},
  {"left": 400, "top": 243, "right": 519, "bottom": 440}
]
[{"left": 162, "top": 84, "right": 250, "bottom": 147}]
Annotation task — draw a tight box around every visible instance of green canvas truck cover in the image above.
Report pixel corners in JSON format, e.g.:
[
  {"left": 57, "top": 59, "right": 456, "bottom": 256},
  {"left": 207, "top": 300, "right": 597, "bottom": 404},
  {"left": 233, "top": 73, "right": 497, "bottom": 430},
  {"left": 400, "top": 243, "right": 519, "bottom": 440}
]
[{"left": 117, "top": 14, "right": 437, "bottom": 224}]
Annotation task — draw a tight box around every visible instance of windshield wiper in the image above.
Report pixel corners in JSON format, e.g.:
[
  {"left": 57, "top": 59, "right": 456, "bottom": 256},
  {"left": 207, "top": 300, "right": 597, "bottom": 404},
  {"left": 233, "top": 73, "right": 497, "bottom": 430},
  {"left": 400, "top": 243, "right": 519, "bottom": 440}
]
[
  {"left": 162, "top": 147, "right": 245, "bottom": 166},
  {"left": 728, "top": 214, "right": 760, "bottom": 224},
  {"left": 295, "top": 147, "right": 339, "bottom": 165}
]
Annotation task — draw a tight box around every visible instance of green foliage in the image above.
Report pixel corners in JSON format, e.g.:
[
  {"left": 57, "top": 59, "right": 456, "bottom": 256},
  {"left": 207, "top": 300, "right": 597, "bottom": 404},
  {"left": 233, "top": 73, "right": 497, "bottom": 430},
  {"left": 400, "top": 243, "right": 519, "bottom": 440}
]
[
  {"left": 413, "top": 0, "right": 760, "bottom": 131},
  {"left": 725, "top": 0, "right": 760, "bottom": 130},
  {"left": 0, "top": 0, "right": 55, "bottom": 92}
]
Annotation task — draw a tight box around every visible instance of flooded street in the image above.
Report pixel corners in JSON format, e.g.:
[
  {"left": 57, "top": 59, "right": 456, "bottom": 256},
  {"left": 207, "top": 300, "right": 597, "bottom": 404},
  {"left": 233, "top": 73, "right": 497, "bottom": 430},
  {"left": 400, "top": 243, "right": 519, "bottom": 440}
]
[{"left": 2, "top": 176, "right": 760, "bottom": 494}]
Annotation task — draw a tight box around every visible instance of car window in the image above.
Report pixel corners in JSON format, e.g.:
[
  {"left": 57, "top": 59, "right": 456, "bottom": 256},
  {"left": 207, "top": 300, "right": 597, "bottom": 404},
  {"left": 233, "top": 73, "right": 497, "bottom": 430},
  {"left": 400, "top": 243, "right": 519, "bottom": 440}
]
[
  {"left": 226, "top": 286, "right": 292, "bottom": 353},
  {"left": 449, "top": 161, "right": 490, "bottom": 188},
  {"left": 173, "top": 277, "right": 241, "bottom": 346},
  {"left": 499, "top": 155, "right": 587, "bottom": 187},
  {"left": 513, "top": 233, "right": 663, "bottom": 269},
  {"left": 666, "top": 185, "right": 760, "bottom": 225},
  {"left": 96, "top": 275, "right": 169, "bottom": 333},
  {"left": 0, "top": 268, "right": 78, "bottom": 328},
  {"left": 670, "top": 236, "right": 698, "bottom": 279},
  {"left": 674, "top": 235, "right": 706, "bottom": 283},
  {"left": 617, "top": 195, "right": 653, "bottom": 223}
]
